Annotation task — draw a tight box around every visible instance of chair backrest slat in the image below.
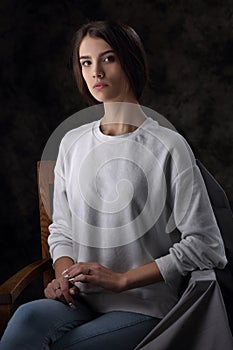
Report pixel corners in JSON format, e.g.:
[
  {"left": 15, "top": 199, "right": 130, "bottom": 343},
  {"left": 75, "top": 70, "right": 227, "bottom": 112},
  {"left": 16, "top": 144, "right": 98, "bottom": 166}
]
[{"left": 37, "top": 161, "right": 55, "bottom": 259}]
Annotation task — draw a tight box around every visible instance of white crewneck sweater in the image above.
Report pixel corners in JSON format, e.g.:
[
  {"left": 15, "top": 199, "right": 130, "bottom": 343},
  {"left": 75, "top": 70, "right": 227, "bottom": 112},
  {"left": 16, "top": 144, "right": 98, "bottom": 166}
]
[{"left": 48, "top": 116, "right": 227, "bottom": 318}]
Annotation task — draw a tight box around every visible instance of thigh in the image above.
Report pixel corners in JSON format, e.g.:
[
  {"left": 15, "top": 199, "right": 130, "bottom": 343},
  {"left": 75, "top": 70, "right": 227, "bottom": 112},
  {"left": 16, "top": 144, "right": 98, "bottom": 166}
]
[
  {"left": 52, "top": 311, "right": 161, "bottom": 350},
  {"left": 0, "top": 298, "right": 99, "bottom": 350}
]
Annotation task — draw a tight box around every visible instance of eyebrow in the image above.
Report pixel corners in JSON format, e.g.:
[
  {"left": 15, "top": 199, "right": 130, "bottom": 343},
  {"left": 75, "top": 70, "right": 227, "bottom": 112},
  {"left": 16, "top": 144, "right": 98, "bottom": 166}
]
[{"left": 79, "top": 50, "right": 115, "bottom": 60}]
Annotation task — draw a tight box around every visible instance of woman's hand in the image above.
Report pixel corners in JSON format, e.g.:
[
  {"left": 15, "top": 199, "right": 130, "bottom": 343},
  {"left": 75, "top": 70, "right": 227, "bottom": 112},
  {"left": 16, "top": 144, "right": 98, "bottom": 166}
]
[
  {"left": 44, "top": 276, "right": 80, "bottom": 307},
  {"left": 63, "top": 262, "right": 126, "bottom": 293},
  {"left": 63, "top": 260, "right": 163, "bottom": 293}
]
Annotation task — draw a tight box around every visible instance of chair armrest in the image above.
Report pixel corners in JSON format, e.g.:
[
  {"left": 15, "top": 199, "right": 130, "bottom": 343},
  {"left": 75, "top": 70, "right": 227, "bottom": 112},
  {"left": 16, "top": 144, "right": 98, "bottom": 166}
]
[{"left": 0, "top": 258, "right": 52, "bottom": 304}]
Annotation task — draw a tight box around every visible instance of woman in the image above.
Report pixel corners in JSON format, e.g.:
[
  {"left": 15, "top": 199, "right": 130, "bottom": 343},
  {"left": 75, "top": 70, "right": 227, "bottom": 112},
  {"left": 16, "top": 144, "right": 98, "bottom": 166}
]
[{"left": 0, "top": 20, "right": 227, "bottom": 350}]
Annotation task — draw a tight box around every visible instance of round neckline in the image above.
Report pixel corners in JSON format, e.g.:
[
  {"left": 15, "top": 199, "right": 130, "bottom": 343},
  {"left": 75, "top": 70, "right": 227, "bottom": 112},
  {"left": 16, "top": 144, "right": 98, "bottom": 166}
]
[{"left": 93, "top": 116, "right": 151, "bottom": 142}]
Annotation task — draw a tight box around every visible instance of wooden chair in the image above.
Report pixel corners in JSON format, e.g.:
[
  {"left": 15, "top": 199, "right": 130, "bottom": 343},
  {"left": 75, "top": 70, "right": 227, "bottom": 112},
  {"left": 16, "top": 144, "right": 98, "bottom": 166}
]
[{"left": 0, "top": 161, "right": 55, "bottom": 335}]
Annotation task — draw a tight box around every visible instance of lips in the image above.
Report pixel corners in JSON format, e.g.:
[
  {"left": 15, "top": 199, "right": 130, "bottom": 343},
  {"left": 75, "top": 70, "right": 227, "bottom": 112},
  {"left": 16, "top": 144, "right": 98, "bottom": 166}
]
[{"left": 93, "top": 82, "right": 108, "bottom": 90}]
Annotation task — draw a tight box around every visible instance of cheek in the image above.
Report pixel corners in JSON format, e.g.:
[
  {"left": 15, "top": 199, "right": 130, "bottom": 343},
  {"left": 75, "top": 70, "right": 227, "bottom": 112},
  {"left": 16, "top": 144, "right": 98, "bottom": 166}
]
[
  {"left": 119, "top": 74, "right": 130, "bottom": 91},
  {"left": 83, "top": 74, "right": 93, "bottom": 92},
  {"left": 114, "top": 67, "right": 129, "bottom": 86},
  {"left": 81, "top": 70, "right": 89, "bottom": 84}
]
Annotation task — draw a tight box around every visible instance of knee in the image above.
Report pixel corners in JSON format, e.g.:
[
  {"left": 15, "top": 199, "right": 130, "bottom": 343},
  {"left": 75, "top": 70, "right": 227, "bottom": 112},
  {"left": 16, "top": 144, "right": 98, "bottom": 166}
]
[
  {"left": 10, "top": 299, "right": 54, "bottom": 327},
  {"left": 1, "top": 300, "right": 56, "bottom": 347}
]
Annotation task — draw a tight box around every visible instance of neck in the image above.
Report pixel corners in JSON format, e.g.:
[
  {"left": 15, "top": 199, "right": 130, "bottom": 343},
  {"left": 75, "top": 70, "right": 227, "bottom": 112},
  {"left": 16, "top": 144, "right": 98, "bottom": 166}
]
[{"left": 100, "top": 102, "right": 147, "bottom": 136}]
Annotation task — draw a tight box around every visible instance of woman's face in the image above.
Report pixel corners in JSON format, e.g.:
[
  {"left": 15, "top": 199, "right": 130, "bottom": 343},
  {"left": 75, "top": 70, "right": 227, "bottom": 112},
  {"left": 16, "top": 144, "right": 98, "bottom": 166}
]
[{"left": 79, "top": 35, "right": 136, "bottom": 103}]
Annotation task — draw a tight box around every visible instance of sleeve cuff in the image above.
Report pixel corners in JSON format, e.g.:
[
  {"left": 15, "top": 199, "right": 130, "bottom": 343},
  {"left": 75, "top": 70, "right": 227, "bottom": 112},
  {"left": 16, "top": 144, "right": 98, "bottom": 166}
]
[
  {"left": 50, "top": 245, "right": 74, "bottom": 265},
  {"left": 155, "top": 254, "right": 182, "bottom": 283}
]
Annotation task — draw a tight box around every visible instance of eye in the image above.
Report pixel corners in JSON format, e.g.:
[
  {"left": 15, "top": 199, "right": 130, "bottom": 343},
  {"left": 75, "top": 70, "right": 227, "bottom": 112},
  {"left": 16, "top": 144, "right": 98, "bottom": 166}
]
[
  {"left": 80, "top": 60, "right": 91, "bottom": 67},
  {"left": 103, "top": 55, "right": 115, "bottom": 63}
]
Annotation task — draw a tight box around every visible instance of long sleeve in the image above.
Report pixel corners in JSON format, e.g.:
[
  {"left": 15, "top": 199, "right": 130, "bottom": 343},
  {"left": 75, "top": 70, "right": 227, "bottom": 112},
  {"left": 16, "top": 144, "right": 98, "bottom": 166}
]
[
  {"left": 48, "top": 142, "right": 74, "bottom": 264},
  {"left": 155, "top": 163, "right": 227, "bottom": 283}
]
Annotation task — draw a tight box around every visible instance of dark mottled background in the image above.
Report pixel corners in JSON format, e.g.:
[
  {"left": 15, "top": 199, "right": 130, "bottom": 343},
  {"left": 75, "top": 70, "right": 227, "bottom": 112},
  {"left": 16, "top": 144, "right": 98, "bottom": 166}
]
[{"left": 0, "top": 0, "right": 232, "bottom": 285}]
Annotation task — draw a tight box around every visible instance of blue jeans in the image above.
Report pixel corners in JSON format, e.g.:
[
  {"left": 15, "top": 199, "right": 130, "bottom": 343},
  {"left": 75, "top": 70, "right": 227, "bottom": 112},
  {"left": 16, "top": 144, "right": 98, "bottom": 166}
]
[{"left": 0, "top": 297, "right": 161, "bottom": 350}]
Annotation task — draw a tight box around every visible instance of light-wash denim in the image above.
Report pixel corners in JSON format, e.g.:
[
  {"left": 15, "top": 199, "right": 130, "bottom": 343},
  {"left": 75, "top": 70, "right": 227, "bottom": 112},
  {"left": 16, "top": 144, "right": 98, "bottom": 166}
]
[{"left": 0, "top": 297, "right": 160, "bottom": 350}]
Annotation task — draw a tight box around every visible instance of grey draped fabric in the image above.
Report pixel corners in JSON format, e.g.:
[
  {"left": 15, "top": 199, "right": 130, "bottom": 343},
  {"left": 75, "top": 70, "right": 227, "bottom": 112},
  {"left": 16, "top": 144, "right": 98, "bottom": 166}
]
[{"left": 135, "top": 270, "right": 233, "bottom": 350}]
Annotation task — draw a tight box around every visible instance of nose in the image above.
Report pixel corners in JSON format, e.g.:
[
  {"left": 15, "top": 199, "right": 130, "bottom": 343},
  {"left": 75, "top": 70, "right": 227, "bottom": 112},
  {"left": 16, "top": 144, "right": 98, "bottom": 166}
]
[
  {"left": 92, "top": 62, "right": 104, "bottom": 79},
  {"left": 92, "top": 71, "right": 104, "bottom": 79}
]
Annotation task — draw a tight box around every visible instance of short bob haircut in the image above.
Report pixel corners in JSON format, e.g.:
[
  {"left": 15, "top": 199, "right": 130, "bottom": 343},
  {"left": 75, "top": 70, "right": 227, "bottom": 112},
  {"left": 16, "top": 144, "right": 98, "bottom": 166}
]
[{"left": 72, "top": 20, "right": 149, "bottom": 105}]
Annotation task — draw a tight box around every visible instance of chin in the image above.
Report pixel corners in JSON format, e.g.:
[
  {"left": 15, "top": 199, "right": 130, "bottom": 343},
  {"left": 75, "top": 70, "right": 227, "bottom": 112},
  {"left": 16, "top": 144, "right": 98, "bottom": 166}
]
[
  {"left": 91, "top": 91, "right": 118, "bottom": 103},
  {"left": 90, "top": 94, "right": 104, "bottom": 103}
]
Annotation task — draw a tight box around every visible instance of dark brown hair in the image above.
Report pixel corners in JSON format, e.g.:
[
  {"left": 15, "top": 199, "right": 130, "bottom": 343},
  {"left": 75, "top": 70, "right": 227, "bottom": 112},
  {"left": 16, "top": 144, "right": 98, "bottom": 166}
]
[{"left": 72, "top": 20, "right": 149, "bottom": 105}]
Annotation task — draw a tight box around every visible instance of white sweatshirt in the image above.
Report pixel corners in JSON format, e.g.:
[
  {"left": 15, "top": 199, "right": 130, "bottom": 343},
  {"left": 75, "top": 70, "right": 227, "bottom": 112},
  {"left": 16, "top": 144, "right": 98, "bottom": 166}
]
[{"left": 48, "top": 116, "right": 227, "bottom": 318}]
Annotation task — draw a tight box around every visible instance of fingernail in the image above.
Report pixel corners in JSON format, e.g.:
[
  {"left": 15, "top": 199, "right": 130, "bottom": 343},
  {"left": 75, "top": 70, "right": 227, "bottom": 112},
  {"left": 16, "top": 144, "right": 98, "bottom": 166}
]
[
  {"left": 62, "top": 269, "right": 69, "bottom": 275},
  {"left": 68, "top": 278, "right": 75, "bottom": 283},
  {"left": 64, "top": 274, "right": 70, "bottom": 278},
  {"left": 68, "top": 302, "right": 76, "bottom": 310},
  {"left": 70, "top": 288, "right": 77, "bottom": 295}
]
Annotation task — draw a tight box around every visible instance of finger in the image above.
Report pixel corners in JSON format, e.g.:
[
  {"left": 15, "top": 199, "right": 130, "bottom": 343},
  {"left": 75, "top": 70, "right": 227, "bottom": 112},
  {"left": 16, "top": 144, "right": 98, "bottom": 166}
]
[
  {"left": 72, "top": 274, "right": 94, "bottom": 284},
  {"left": 46, "top": 278, "right": 69, "bottom": 303},
  {"left": 65, "top": 263, "right": 93, "bottom": 279},
  {"left": 63, "top": 291, "right": 75, "bottom": 306},
  {"left": 63, "top": 264, "right": 83, "bottom": 278},
  {"left": 59, "top": 278, "right": 75, "bottom": 305},
  {"left": 45, "top": 286, "right": 57, "bottom": 299},
  {"left": 68, "top": 262, "right": 93, "bottom": 276}
]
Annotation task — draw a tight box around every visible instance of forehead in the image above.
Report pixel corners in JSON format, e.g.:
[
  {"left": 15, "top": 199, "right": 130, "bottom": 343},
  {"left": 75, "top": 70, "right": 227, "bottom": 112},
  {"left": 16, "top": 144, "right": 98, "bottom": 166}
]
[{"left": 79, "top": 35, "right": 113, "bottom": 57}]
